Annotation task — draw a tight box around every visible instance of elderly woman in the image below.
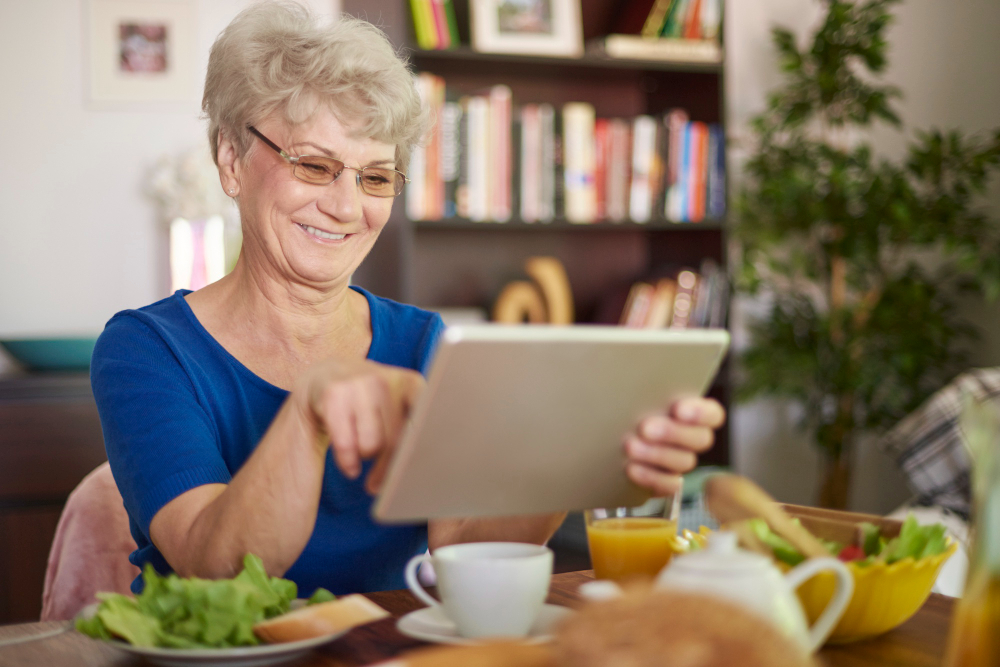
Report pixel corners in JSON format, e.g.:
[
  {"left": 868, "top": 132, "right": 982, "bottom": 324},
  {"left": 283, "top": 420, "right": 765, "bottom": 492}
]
[{"left": 92, "top": 1, "right": 726, "bottom": 597}]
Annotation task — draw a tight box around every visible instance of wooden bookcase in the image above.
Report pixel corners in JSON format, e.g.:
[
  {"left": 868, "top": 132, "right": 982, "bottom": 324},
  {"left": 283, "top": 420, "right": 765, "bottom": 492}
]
[{"left": 346, "top": 0, "right": 730, "bottom": 466}]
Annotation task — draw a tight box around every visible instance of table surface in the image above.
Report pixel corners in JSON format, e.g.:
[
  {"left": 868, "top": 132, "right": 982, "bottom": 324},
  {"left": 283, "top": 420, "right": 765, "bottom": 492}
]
[{"left": 0, "top": 570, "right": 954, "bottom": 667}]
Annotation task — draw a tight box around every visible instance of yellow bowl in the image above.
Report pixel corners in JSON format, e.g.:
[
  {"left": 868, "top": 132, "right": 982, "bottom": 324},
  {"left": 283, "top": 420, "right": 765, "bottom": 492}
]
[{"left": 794, "top": 541, "right": 958, "bottom": 644}]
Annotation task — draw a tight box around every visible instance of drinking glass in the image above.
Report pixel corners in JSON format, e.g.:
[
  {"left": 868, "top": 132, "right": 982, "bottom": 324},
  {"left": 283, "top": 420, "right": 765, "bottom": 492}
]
[{"left": 585, "top": 489, "right": 682, "bottom": 582}]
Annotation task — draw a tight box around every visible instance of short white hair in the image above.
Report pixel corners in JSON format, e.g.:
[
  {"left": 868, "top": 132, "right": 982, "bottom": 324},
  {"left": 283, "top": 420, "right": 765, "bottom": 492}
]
[{"left": 203, "top": 1, "right": 427, "bottom": 173}]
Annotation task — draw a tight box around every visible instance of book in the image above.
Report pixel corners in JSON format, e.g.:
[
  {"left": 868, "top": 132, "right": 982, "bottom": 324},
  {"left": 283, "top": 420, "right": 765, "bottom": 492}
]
[
  {"left": 519, "top": 104, "right": 541, "bottom": 223},
  {"left": 606, "top": 119, "right": 631, "bottom": 223},
  {"left": 662, "top": 0, "right": 690, "bottom": 38},
  {"left": 641, "top": 0, "right": 677, "bottom": 38},
  {"left": 594, "top": 118, "right": 609, "bottom": 221},
  {"left": 601, "top": 34, "right": 722, "bottom": 63},
  {"left": 645, "top": 277, "right": 677, "bottom": 328},
  {"left": 629, "top": 115, "right": 657, "bottom": 223},
  {"left": 700, "top": 0, "right": 722, "bottom": 40},
  {"left": 489, "top": 85, "right": 513, "bottom": 222},
  {"left": 425, "top": 73, "right": 445, "bottom": 220},
  {"left": 442, "top": 0, "right": 461, "bottom": 46},
  {"left": 455, "top": 96, "right": 470, "bottom": 219},
  {"left": 562, "top": 102, "right": 597, "bottom": 224},
  {"left": 406, "top": 75, "right": 427, "bottom": 221},
  {"left": 707, "top": 124, "right": 726, "bottom": 220},
  {"left": 409, "top": 0, "right": 437, "bottom": 50},
  {"left": 441, "top": 99, "right": 462, "bottom": 219},
  {"left": 670, "top": 269, "right": 700, "bottom": 328},
  {"left": 539, "top": 103, "right": 557, "bottom": 222},
  {"left": 466, "top": 94, "right": 489, "bottom": 222},
  {"left": 620, "top": 282, "right": 656, "bottom": 327},
  {"left": 691, "top": 259, "right": 717, "bottom": 327},
  {"left": 430, "top": 0, "right": 452, "bottom": 49},
  {"left": 613, "top": 0, "right": 659, "bottom": 35},
  {"left": 684, "top": 0, "right": 703, "bottom": 40}
]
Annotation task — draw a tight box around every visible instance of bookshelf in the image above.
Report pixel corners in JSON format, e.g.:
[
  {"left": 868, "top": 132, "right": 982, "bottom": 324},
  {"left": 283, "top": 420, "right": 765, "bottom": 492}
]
[{"left": 345, "top": 0, "right": 729, "bottom": 467}]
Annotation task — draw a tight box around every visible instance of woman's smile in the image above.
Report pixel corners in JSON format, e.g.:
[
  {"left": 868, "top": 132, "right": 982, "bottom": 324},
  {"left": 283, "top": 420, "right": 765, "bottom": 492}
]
[{"left": 296, "top": 221, "right": 351, "bottom": 243}]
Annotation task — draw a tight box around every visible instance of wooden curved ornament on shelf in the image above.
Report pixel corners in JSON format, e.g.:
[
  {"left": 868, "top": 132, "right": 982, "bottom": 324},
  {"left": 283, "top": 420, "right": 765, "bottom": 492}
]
[
  {"left": 492, "top": 256, "right": 574, "bottom": 324},
  {"left": 492, "top": 281, "right": 548, "bottom": 323},
  {"left": 525, "top": 256, "right": 574, "bottom": 324}
]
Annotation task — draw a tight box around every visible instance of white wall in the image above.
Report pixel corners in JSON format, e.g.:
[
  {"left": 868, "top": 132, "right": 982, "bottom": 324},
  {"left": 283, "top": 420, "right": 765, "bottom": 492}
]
[
  {"left": 727, "top": 0, "right": 1000, "bottom": 512},
  {"left": 0, "top": 0, "right": 337, "bottom": 373}
]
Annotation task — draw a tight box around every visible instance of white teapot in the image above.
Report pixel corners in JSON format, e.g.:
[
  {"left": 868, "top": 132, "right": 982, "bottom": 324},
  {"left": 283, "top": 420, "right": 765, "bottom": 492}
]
[{"left": 581, "top": 531, "right": 853, "bottom": 653}]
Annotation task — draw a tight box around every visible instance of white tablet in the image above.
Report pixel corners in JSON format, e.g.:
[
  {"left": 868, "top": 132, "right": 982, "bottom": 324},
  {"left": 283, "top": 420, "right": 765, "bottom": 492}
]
[{"left": 373, "top": 325, "right": 729, "bottom": 523}]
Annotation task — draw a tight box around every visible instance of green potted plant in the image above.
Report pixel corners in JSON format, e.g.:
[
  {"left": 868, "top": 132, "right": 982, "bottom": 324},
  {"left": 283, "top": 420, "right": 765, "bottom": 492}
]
[{"left": 734, "top": 0, "right": 1000, "bottom": 508}]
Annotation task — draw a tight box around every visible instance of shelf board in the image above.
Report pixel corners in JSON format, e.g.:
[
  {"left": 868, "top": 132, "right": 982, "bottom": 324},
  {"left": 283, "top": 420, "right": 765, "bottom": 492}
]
[
  {"left": 407, "top": 46, "right": 722, "bottom": 75},
  {"left": 412, "top": 218, "right": 725, "bottom": 232}
]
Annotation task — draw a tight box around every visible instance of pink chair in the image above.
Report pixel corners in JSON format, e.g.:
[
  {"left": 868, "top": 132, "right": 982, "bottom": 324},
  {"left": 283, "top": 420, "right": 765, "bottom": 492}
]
[{"left": 40, "top": 462, "right": 138, "bottom": 621}]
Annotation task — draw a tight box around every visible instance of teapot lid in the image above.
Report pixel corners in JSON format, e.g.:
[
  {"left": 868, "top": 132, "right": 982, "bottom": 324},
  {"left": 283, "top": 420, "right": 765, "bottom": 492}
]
[{"left": 669, "top": 531, "right": 774, "bottom": 574}]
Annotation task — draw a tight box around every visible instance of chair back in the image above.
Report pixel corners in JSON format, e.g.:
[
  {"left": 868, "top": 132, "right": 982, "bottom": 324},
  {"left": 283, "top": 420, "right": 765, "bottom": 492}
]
[{"left": 40, "top": 462, "right": 138, "bottom": 621}]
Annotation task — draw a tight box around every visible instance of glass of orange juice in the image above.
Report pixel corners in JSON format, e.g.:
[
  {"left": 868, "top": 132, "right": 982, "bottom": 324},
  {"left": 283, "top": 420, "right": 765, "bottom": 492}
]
[{"left": 585, "top": 492, "right": 682, "bottom": 582}]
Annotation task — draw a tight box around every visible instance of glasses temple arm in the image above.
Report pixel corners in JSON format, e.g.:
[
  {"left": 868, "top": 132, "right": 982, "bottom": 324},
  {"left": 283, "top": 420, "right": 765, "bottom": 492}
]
[{"left": 247, "top": 125, "right": 289, "bottom": 159}]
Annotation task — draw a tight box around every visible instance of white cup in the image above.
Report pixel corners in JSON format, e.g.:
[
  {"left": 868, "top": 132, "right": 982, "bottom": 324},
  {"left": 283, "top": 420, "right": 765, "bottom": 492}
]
[{"left": 404, "top": 542, "right": 553, "bottom": 639}]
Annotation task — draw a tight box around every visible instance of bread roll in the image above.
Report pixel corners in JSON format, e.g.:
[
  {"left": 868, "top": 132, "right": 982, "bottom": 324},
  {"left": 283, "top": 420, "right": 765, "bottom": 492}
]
[
  {"left": 252, "top": 595, "right": 390, "bottom": 643},
  {"left": 555, "top": 588, "right": 816, "bottom": 667}
]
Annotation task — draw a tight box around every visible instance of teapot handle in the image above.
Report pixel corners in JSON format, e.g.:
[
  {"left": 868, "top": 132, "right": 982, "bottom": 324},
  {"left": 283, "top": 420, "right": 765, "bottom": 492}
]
[{"left": 784, "top": 557, "right": 854, "bottom": 652}]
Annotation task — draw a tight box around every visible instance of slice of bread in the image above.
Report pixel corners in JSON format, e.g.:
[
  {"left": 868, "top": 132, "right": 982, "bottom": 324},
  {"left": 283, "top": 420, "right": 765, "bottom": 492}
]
[{"left": 253, "top": 595, "right": 390, "bottom": 644}]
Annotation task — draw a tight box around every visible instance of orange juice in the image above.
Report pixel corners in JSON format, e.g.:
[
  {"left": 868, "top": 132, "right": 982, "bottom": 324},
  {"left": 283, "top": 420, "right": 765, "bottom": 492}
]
[{"left": 586, "top": 517, "right": 678, "bottom": 581}]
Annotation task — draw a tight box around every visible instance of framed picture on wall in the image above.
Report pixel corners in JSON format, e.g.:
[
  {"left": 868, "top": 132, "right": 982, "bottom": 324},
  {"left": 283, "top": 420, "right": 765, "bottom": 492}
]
[
  {"left": 470, "top": 0, "right": 583, "bottom": 58},
  {"left": 86, "top": 0, "right": 197, "bottom": 106}
]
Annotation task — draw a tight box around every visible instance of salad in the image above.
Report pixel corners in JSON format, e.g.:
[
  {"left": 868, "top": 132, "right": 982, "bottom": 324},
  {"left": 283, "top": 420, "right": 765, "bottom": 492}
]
[
  {"left": 76, "top": 554, "right": 335, "bottom": 648},
  {"left": 745, "top": 514, "right": 950, "bottom": 567}
]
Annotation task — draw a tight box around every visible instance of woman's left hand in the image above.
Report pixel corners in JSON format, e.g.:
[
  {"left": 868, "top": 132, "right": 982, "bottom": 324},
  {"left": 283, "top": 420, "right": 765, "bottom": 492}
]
[{"left": 625, "top": 397, "right": 726, "bottom": 496}]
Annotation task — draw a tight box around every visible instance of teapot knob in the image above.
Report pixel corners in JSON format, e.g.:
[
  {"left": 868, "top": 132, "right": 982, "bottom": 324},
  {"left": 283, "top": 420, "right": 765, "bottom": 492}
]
[
  {"left": 579, "top": 579, "right": 624, "bottom": 602},
  {"left": 707, "top": 530, "right": 739, "bottom": 553}
]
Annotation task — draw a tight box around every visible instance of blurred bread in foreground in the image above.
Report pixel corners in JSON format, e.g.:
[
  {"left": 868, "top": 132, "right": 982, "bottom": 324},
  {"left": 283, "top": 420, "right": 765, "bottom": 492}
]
[
  {"left": 372, "top": 641, "right": 557, "bottom": 667},
  {"left": 554, "top": 588, "right": 817, "bottom": 667}
]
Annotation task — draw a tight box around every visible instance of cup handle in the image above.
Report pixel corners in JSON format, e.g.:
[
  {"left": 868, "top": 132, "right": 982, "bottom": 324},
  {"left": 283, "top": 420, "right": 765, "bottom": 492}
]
[
  {"left": 784, "top": 557, "right": 854, "bottom": 652},
  {"left": 404, "top": 554, "right": 441, "bottom": 609}
]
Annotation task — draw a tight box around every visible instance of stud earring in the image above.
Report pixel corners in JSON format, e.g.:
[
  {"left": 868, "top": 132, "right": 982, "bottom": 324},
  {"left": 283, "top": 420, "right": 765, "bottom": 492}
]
[{"left": 228, "top": 188, "right": 235, "bottom": 195}]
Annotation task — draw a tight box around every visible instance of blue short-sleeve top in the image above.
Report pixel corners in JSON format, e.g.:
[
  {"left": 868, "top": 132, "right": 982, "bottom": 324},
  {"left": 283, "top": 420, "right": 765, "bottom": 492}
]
[{"left": 90, "top": 287, "right": 444, "bottom": 596}]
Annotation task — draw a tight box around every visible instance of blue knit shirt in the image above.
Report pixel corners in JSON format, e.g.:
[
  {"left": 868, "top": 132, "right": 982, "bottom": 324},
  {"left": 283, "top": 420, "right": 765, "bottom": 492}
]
[{"left": 91, "top": 287, "right": 444, "bottom": 595}]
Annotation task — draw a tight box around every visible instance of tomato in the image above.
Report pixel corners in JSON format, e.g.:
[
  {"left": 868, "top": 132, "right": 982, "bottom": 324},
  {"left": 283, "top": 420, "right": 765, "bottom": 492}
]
[{"left": 838, "top": 544, "right": 866, "bottom": 562}]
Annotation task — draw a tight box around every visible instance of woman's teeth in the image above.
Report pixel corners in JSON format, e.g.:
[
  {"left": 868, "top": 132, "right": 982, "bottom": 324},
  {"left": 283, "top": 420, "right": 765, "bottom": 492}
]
[{"left": 299, "top": 223, "right": 346, "bottom": 240}]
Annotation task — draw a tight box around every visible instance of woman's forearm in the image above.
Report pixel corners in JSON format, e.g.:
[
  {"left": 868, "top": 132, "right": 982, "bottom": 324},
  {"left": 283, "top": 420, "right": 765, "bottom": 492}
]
[
  {"left": 428, "top": 512, "right": 568, "bottom": 552},
  {"left": 152, "top": 393, "right": 328, "bottom": 579}
]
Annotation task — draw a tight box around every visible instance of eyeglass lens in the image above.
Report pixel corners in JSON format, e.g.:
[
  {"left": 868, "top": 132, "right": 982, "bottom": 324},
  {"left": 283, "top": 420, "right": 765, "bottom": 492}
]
[{"left": 293, "top": 156, "right": 404, "bottom": 197}]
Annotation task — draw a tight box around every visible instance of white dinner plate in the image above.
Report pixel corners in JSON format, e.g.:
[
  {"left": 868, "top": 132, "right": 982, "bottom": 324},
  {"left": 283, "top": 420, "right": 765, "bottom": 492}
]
[
  {"left": 78, "top": 603, "right": 347, "bottom": 667},
  {"left": 395, "top": 603, "right": 571, "bottom": 646}
]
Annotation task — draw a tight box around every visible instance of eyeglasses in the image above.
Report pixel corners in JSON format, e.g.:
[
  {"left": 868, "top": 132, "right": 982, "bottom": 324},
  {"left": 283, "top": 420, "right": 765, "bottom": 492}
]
[{"left": 246, "top": 125, "right": 407, "bottom": 198}]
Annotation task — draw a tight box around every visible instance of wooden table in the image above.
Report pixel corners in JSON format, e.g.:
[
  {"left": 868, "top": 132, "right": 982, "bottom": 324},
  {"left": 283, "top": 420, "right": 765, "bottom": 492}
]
[{"left": 0, "top": 571, "right": 954, "bottom": 667}]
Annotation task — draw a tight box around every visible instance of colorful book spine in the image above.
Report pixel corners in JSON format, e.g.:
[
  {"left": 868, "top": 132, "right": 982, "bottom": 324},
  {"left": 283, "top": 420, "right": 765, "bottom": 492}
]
[
  {"left": 489, "top": 85, "right": 513, "bottom": 222},
  {"left": 563, "top": 102, "right": 597, "bottom": 224},
  {"left": 539, "top": 103, "right": 557, "bottom": 222},
  {"left": 594, "top": 118, "right": 609, "bottom": 222},
  {"left": 707, "top": 124, "right": 726, "bottom": 220},
  {"left": 430, "top": 0, "right": 451, "bottom": 49},
  {"left": 466, "top": 95, "right": 490, "bottom": 222},
  {"left": 606, "top": 119, "right": 631, "bottom": 223},
  {"left": 441, "top": 99, "right": 462, "bottom": 219},
  {"left": 520, "top": 104, "right": 542, "bottom": 223},
  {"left": 629, "top": 115, "right": 657, "bottom": 223}
]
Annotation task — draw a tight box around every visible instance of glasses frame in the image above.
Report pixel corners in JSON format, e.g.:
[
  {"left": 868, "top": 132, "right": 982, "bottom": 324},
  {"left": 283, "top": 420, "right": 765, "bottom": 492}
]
[{"left": 246, "top": 125, "right": 408, "bottom": 198}]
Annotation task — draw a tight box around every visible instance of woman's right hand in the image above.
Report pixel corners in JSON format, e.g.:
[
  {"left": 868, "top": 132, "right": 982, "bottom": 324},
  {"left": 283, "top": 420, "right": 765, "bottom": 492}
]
[{"left": 296, "top": 358, "right": 426, "bottom": 493}]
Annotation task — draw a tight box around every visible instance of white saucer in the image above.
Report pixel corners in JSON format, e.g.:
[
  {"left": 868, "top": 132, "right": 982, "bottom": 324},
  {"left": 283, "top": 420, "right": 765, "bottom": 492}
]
[{"left": 396, "top": 604, "right": 571, "bottom": 645}]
